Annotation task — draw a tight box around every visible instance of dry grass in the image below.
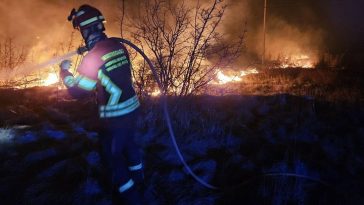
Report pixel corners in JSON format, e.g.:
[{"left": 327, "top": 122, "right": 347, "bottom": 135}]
[{"left": 239, "top": 68, "right": 363, "bottom": 104}]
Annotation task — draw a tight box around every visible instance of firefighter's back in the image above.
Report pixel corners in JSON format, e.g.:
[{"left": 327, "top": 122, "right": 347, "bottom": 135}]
[{"left": 78, "top": 37, "right": 140, "bottom": 121}]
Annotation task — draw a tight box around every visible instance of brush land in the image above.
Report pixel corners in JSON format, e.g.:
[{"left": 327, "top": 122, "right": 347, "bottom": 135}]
[{"left": 0, "top": 68, "right": 363, "bottom": 205}]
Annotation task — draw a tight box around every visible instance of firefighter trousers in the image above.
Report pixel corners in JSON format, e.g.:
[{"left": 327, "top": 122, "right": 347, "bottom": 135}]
[{"left": 99, "top": 109, "right": 144, "bottom": 204}]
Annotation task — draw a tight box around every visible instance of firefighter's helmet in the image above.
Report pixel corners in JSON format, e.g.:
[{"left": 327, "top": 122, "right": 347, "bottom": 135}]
[{"left": 67, "top": 5, "right": 105, "bottom": 38}]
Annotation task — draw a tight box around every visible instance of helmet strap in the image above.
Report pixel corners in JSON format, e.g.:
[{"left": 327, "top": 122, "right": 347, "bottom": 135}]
[{"left": 85, "top": 31, "right": 107, "bottom": 50}]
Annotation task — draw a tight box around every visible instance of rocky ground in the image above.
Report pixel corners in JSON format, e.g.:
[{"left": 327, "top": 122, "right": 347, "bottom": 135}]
[{"left": 0, "top": 87, "right": 363, "bottom": 205}]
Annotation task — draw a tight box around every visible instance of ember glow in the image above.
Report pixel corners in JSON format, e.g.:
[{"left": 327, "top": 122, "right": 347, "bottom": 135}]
[
  {"left": 150, "top": 89, "right": 161, "bottom": 97},
  {"left": 277, "top": 54, "right": 316, "bottom": 69},
  {"left": 212, "top": 68, "right": 259, "bottom": 85}
]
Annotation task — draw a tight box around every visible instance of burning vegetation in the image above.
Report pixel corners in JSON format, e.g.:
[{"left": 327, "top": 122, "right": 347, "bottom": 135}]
[
  {"left": 0, "top": 0, "right": 361, "bottom": 98},
  {"left": 0, "top": 2, "right": 316, "bottom": 86}
]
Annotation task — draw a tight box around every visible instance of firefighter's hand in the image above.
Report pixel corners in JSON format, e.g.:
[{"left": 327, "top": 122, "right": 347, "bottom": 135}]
[{"left": 60, "top": 60, "right": 72, "bottom": 71}]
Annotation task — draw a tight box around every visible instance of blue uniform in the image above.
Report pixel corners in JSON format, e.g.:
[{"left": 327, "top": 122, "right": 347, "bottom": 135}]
[{"left": 60, "top": 37, "right": 143, "bottom": 200}]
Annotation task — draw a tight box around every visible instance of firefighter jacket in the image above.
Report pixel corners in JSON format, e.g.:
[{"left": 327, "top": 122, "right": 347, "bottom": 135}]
[{"left": 60, "top": 37, "right": 140, "bottom": 122}]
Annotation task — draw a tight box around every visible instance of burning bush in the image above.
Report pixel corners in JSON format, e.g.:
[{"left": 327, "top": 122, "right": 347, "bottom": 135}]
[{"left": 127, "top": 0, "right": 245, "bottom": 96}]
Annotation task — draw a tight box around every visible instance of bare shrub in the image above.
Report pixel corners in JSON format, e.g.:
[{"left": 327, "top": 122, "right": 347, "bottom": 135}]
[
  {"left": 0, "top": 38, "right": 26, "bottom": 71},
  {"left": 0, "top": 38, "right": 27, "bottom": 87},
  {"left": 126, "top": 0, "right": 245, "bottom": 96}
]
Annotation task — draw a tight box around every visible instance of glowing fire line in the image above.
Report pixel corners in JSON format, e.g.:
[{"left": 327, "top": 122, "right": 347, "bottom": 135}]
[
  {"left": 212, "top": 68, "right": 259, "bottom": 85},
  {"left": 277, "top": 54, "right": 315, "bottom": 68},
  {"left": 42, "top": 73, "right": 59, "bottom": 86}
]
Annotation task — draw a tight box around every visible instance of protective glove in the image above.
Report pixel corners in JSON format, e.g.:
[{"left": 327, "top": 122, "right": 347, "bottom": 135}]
[{"left": 60, "top": 60, "right": 72, "bottom": 71}]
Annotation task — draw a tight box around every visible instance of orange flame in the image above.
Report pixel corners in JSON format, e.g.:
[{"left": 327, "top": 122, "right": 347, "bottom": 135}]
[
  {"left": 212, "top": 68, "right": 259, "bottom": 85},
  {"left": 42, "top": 73, "right": 59, "bottom": 86},
  {"left": 277, "top": 54, "right": 315, "bottom": 68}
]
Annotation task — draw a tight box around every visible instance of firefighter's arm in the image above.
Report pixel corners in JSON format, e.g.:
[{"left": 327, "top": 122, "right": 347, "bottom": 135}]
[{"left": 59, "top": 60, "right": 96, "bottom": 99}]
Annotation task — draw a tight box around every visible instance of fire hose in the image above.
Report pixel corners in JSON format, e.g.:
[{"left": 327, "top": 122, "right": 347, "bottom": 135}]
[
  {"left": 74, "top": 38, "right": 338, "bottom": 193},
  {"left": 113, "top": 38, "right": 219, "bottom": 190}
]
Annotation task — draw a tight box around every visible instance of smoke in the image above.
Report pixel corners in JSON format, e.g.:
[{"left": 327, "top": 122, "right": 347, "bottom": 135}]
[
  {"left": 0, "top": 1, "right": 72, "bottom": 53},
  {"left": 221, "top": 0, "right": 327, "bottom": 66},
  {"left": 260, "top": 15, "right": 324, "bottom": 62},
  {"left": 1, "top": 0, "right": 354, "bottom": 81},
  {"left": 0, "top": 0, "right": 123, "bottom": 80}
]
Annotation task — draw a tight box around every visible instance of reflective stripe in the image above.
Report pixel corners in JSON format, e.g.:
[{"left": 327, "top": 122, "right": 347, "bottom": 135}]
[
  {"left": 118, "top": 179, "right": 134, "bottom": 193},
  {"left": 106, "top": 62, "right": 122, "bottom": 72},
  {"left": 105, "top": 56, "right": 127, "bottom": 67},
  {"left": 80, "top": 17, "right": 98, "bottom": 27},
  {"left": 64, "top": 76, "right": 75, "bottom": 87},
  {"left": 78, "top": 76, "right": 97, "bottom": 91},
  {"left": 100, "top": 100, "right": 140, "bottom": 118},
  {"left": 76, "top": 10, "right": 85, "bottom": 17},
  {"left": 128, "top": 163, "right": 143, "bottom": 171},
  {"left": 98, "top": 70, "right": 122, "bottom": 106},
  {"left": 100, "top": 95, "right": 138, "bottom": 111},
  {"left": 101, "top": 50, "right": 124, "bottom": 61},
  {"left": 79, "top": 16, "right": 104, "bottom": 27},
  {"left": 106, "top": 61, "right": 129, "bottom": 72}
]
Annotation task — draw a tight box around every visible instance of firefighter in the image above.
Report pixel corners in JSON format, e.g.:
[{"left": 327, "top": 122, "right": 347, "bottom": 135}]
[{"left": 59, "top": 4, "right": 144, "bottom": 205}]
